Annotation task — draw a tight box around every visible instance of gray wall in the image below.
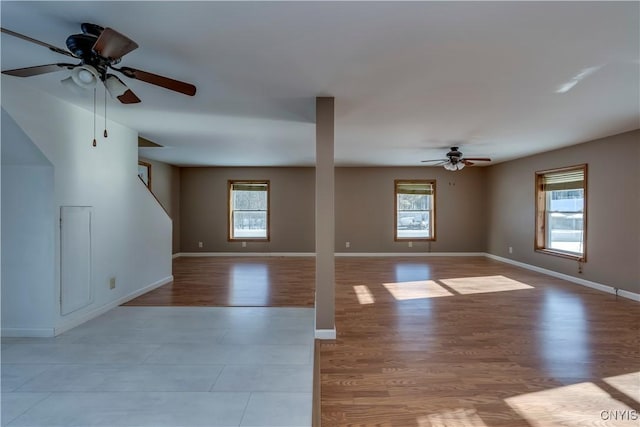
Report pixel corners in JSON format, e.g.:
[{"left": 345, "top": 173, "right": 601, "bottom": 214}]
[
  {"left": 179, "top": 166, "right": 487, "bottom": 253},
  {"left": 170, "top": 166, "right": 181, "bottom": 254},
  {"left": 486, "top": 130, "right": 639, "bottom": 294},
  {"left": 169, "top": 131, "right": 640, "bottom": 294},
  {"left": 180, "top": 167, "right": 315, "bottom": 252},
  {"left": 139, "top": 157, "right": 181, "bottom": 254},
  {"left": 336, "top": 167, "right": 487, "bottom": 253}
]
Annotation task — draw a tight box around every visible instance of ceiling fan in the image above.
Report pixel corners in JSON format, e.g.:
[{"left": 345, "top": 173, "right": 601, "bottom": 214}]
[
  {"left": 421, "top": 147, "right": 491, "bottom": 171},
  {"left": 1, "top": 23, "right": 197, "bottom": 103}
]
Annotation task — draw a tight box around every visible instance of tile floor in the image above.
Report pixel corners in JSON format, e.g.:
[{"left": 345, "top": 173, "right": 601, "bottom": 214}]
[{"left": 1, "top": 306, "right": 314, "bottom": 427}]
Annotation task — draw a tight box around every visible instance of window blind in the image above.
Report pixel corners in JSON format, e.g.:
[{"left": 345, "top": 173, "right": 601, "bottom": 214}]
[
  {"left": 396, "top": 182, "right": 434, "bottom": 195},
  {"left": 232, "top": 183, "right": 268, "bottom": 191},
  {"left": 541, "top": 169, "right": 584, "bottom": 191}
]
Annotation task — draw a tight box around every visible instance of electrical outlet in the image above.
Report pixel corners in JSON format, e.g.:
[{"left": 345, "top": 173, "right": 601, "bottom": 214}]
[
  {"left": 408, "top": 241, "right": 413, "bottom": 248},
  {"left": 198, "top": 241, "right": 203, "bottom": 248},
  {"left": 109, "top": 277, "right": 116, "bottom": 289},
  {"left": 346, "top": 242, "right": 350, "bottom": 248},
  {"left": 242, "top": 241, "right": 247, "bottom": 248},
  {"left": 508, "top": 246, "right": 513, "bottom": 254}
]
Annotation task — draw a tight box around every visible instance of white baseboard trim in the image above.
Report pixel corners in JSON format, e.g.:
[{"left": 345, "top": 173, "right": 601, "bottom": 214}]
[
  {"left": 176, "top": 252, "right": 487, "bottom": 258},
  {"left": 1, "top": 327, "right": 55, "bottom": 338},
  {"left": 175, "top": 252, "right": 316, "bottom": 258},
  {"left": 485, "top": 254, "right": 640, "bottom": 302},
  {"left": 619, "top": 289, "right": 640, "bottom": 302},
  {"left": 335, "top": 252, "right": 486, "bottom": 257},
  {"left": 54, "top": 275, "right": 174, "bottom": 336},
  {"left": 315, "top": 328, "right": 337, "bottom": 340}
]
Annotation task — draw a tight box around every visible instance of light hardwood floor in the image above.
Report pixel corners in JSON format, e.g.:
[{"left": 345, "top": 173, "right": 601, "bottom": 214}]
[{"left": 127, "top": 256, "right": 639, "bottom": 426}]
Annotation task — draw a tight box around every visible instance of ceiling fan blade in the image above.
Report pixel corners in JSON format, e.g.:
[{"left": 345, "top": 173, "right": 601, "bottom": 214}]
[
  {"left": 92, "top": 27, "right": 138, "bottom": 60},
  {"left": 463, "top": 157, "right": 491, "bottom": 162},
  {"left": 1, "top": 27, "right": 77, "bottom": 58},
  {"left": 118, "top": 89, "right": 142, "bottom": 104},
  {"left": 421, "top": 159, "right": 448, "bottom": 163},
  {"left": 2, "top": 63, "right": 76, "bottom": 77},
  {"left": 117, "top": 66, "right": 197, "bottom": 96},
  {"left": 462, "top": 160, "right": 475, "bottom": 166}
]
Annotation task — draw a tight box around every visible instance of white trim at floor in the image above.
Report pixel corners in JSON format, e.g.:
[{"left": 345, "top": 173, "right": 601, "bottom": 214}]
[
  {"left": 315, "top": 328, "right": 337, "bottom": 340},
  {"left": 1, "top": 328, "right": 55, "bottom": 338},
  {"left": 53, "top": 275, "right": 174, "bottom": 336},
  {"left": 335, "top": 252, "right": 485, "bottom": 257},
  {"left": 2, "top": 275, "right": 174, "bottom": 337},
  {"left": 486, "top": 254, "right": 640, "bottom": 302},
  {"left": 176, "top": 252, "right": 316, "bottom": 257},
  {"left": 176, "top": 252, "right": 485, "bottom": 258}
]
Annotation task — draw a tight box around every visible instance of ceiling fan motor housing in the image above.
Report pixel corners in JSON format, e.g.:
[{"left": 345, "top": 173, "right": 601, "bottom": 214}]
[
  {"left": 65, "top": 33, "right": 95, "bottom": 58},
  {"left": 447, "top": 147, "right": 463, "bottom": 163},
  {"left": 65, "top": 33, "right": 112, "bottom": 78},
  {"left": 80, "top": 23, "right": 104, "bottom": 37}
]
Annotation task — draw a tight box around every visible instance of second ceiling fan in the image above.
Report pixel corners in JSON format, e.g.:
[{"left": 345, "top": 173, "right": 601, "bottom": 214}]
[{"left": 421, "top": 147, "right": 491, "bottom": 171}]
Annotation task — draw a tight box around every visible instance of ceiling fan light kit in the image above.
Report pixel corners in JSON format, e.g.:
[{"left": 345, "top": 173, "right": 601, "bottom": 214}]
[
  {"left": 104, "top": 74, "right": 128, "bottom": 98},
  {"left": 70, "top": 64, "right": 100, "bottom": 89},
  {"left": 60, "top": 76, "right": 87, "bottom": 95},
  {"left": 444, "top": 161, "right": 464, "bottom": 171}
]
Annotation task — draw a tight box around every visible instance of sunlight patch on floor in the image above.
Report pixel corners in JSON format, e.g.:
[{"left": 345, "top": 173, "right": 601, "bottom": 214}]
[
  {"left": 353, "top": 285, "right": 375, "bottom": 305},
  {"left": 383, "top": 280, "right": 453, "bottom": 301},
  {"left": 604, "top": 372, "right": 640, "bottom": 403},
  {"left": 505, "top": 381, "right": 637, "bottom": 427},
  {"left": 441, "top": 275, "right": 533, "bottom": 295},
  {"left": 417, "top": 408, "right": 488, "bottom": 427}
]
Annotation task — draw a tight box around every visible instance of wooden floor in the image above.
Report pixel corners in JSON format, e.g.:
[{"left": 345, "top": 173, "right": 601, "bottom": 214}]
[
  {"left": 126, "top": 256, "right": 315, "bottom": 307},
  {"left": 126, "top": 256, "right": 639, "bottom": 426},
  {"left": 323, "top": 256, "right": 640, "bottom": 426}
]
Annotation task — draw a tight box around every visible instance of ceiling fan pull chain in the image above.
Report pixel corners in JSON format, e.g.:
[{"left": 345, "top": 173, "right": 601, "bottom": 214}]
[
  {"left": 103, "top": 85, "right": 108, "bottom": 138},
  {"left": 92, "top": 87, "right": 97, "bottom": 147}
]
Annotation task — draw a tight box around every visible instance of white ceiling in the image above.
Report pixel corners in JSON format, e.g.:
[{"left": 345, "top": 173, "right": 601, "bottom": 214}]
[{"left": 1, "top": 1, "right": 638, "bottom": 167}]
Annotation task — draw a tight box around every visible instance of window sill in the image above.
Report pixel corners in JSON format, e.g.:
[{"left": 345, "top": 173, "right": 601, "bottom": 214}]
[{"left": 535, "top": 248, "right": 585, "bottom": 262}]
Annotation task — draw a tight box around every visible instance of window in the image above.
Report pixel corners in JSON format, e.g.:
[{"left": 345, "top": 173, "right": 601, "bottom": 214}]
[
  {"left": 228, "top": 180, "right": 270, "bottom": 241},
  {"left": 394, "top": 180, "right": 435, "bottom": 240},
  {"left": 535, "top": 165, "right": 587, "bottom": 260}
]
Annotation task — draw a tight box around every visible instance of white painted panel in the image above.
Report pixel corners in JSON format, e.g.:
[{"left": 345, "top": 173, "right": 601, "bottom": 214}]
[{"left": 60, "top": 206, "right": 92, "bottom": 315}]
